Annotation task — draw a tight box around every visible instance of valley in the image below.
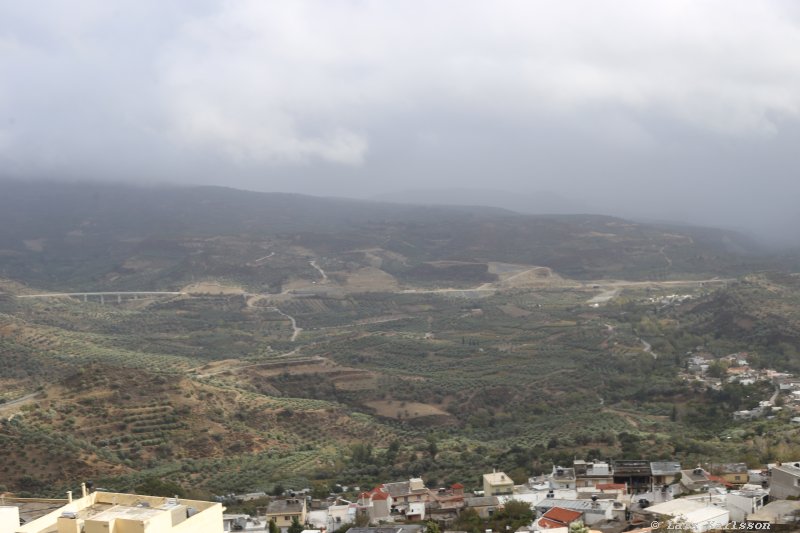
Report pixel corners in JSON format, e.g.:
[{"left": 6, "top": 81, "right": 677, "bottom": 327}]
[{"left": 1, "top": 182, "right": 799, "bottom": 501}]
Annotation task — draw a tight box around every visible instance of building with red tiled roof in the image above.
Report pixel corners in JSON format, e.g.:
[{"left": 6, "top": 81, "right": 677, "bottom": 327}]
[
  {"left": 357, "top": 485, "right": 393, "bottom": 522},
  {"left": 595, "top": 483, "right": 626, "bottom": 491},
  {"left": 538, "top": 506, "right": 583, "bottom": 529},
  {"left": 707, "top": 474, "right": 734, "bottom": 488},
  {"left": 449, "top": 483, "right": 465, "bottom": 497}
]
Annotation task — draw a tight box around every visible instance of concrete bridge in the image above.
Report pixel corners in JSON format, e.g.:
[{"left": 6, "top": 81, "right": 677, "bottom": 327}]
[{"left": 16, "top": 291, "right": 184, "bottom": 304}]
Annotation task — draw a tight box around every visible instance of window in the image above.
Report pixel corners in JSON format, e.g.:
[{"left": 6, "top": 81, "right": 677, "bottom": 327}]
[{"left": 285, "top": 516, "right": 290, "bottom": 520}]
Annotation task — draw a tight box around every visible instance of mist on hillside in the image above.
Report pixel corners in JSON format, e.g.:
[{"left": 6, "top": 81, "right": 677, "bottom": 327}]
[{"left": 2, "top": 2, "right": 800, "bottom": 245}]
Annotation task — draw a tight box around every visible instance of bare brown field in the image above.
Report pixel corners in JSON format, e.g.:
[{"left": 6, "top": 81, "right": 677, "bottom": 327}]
[
  {"left": 339, "top": 267, "right": 399, "bottom": 292},
  {"left": 498, "top": 303, "right": 531, "bottom": 317},
  {"left": 364, "top": 400, "right": 450, "bottom": 419},
  {"left": 494, "top": 266, "right": 575, "bottom": 289},
  {"left": 333, "top": 375, "right": 378, "bottom": 391}
]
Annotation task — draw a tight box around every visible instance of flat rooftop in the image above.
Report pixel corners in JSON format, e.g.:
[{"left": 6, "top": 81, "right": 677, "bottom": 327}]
[
  {"left": 89, "top": 503, "right": 167, "bottom": 522},
  {"left": 483, "top": 472, "right": 513, "bottom": 485},
  {"left": 0, "top": 498, "right": 69, "bottom": 525},
  {"left": 17, "top": 492, "right": 221, "bottom": 533}
]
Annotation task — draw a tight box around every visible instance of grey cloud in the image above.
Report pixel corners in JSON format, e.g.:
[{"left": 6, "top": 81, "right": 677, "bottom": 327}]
[{"left": 1, "top": 1, "right": 800, "bottom": 243}]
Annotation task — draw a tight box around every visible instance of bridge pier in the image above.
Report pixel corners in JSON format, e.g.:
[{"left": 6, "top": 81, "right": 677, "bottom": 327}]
[
  {"left": 83, "top": 294, "right": 88, "bottom": 303},
  {"left": 100, "top": 295, "right": 105, "bottom": 305},
  {"left": 117, "top": 294, "right": 122, "bottom": 304}
]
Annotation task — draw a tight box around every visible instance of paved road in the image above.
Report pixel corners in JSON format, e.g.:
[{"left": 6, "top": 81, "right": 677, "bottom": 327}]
[
  {"left": 13, "top": 276, "right": 734, "bottom": 305},
  {"left": 399, "top": 287, "right": 494, "bottom": 294},
  {"left": 585, "top": 278, "right": 732, "bottom": 304}
]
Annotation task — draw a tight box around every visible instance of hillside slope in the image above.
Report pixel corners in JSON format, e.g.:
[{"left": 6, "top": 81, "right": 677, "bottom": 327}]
[{"left": 0, "top": 181, "right": 767, "bottom": 291}]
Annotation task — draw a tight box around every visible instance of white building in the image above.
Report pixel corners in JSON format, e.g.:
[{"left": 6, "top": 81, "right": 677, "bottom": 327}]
[
  {"left": 645, "top": 499, "right": 729, "bottom": 533},
  {"left": 680, "top": 507, "right": 730, "bottom": 533},
  {"left": 16, "top": 490, "right": 224, "bottom": 533},
  {"left": 726, "top": 488, "right": 768, "bottom": 522},
  {"left": 1, "top": 507, "right": 21, "bottom": 533},
  {"left": 769, "top": 463, "right": 800, "bottom": 499},
  {"left": 534, "top": 498, "right": 618, "bottom": 526}
]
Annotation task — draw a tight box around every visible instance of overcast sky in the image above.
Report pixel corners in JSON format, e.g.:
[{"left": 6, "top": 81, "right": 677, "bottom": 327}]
[{"left": 2, "top": 1, "right": 800, "bottom": 243}]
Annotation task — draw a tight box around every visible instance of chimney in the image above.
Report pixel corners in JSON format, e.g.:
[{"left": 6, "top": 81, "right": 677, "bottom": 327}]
[
  {"left": 67, "top": 491, "right": 73, "bottom": 503},
  {"left": 81, "top": 483, "right": 87, "bottom": 498}
]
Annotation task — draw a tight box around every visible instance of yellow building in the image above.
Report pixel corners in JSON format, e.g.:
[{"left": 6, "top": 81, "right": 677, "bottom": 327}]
[
  {"left": 265, "top": 498, "right": 307, "bottom": 531},
  {"left": 482, "top": 471, "right": 513, "bottom": 497},
  {"left": 16, "top": 489, "right": 224, "bottom": 533},
  {"left": 717, "top": 463, "right": 748, "bottom": 487}
]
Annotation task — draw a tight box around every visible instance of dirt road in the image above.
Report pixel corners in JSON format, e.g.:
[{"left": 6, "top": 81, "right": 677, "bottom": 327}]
[
  {"left": 310, "top": 260, "right": 328, "bottom": 282},
  {"left": 0, "top": 391, "right": 40, "bottom": 414}
]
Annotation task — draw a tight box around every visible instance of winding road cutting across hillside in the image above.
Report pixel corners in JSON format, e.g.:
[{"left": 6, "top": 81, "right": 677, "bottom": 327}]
[
  {"left": 309, "top": 260, "right": 328, "bottom": 281},
  {"left": 640, "top": 338, "right": 657, "bottom": 359},
  {"left": 265, "top": 307, "right": 302, "bottom": 341}
]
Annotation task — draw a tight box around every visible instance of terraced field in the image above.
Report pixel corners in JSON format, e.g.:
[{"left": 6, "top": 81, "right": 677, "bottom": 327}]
[{"left": 4, "top": 269, "right": 800, "bottom": 497}]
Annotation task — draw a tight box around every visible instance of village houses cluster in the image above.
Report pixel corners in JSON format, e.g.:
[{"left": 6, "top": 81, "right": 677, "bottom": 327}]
[
  {"left": 6, "top": 459, "right": 800, "bottom": 533},
  {"left": 682, "top": 350, "right": 800, "bottom": 423}
]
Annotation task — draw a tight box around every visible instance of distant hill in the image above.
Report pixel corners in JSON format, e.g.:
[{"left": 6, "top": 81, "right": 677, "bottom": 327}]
[
  {"left": 0, "top": 180, "right": 770, "bottom": 291},
  {"left": 677, "top": 272, "right": 800, "bottom": 372},
  {"left": 371, "top": 187, "right": 592, "bottom": 215}
]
